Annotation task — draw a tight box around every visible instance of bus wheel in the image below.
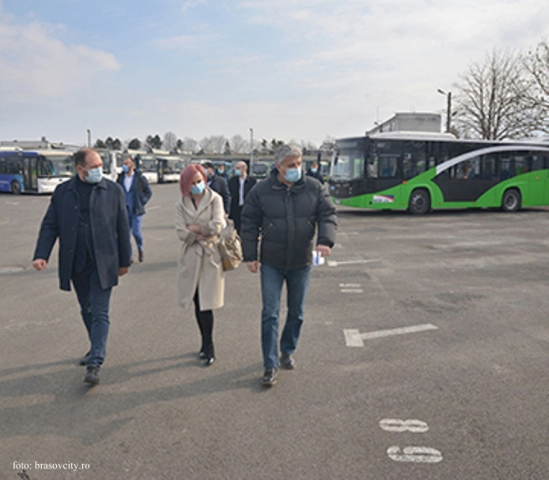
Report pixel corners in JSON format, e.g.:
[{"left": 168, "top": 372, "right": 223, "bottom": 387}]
[
  {"left": 501, "top": 189, "right": 521, "bottom": 212},
  {"left": 408, "top": 189, "right": 430, "bottom": 215},
  {"left": 10, "top": 180, "right": 21, "bottom": 195}
]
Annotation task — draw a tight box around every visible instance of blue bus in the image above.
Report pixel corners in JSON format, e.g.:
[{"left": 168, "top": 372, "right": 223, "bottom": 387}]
[{"left": 0, "top": 149, "right": 74, "bottom": 194}]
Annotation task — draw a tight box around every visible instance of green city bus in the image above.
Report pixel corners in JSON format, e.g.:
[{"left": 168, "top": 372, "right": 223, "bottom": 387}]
[{"left": 328, "top": 132, "right": 549, "bottom": 214}]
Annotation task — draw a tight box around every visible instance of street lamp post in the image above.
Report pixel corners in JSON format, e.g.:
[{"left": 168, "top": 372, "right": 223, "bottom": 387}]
[
  {"left": 249, "top": 127, "right": 254, "bottom": 168},
  {"left": 86, "top": 129, "right": 91, "bottom": 148},
  {"left": 437, "top": 89, "right": 452, "bottom": 132}
]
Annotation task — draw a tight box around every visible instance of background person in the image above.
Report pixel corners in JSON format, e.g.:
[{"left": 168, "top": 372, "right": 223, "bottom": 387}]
[
  {"left": 306, "top": 160, "right": 325, "bottom": 184},
  {"left": 32, "top": 148, "right": 131, "bottom": 386},
  {"left": 175, "top": 164, "right": 225, "bottom": 366},
  {"left": 228, "top": 161, "right": 257, "bottom": 234},
  {"left": 203, "top": 160, "right": 230, "bottom": 215},
  {"left": 241, "top": 145, "right": 337, "bottom": 387},
  {"left": 117, "top": 156, "right": 152, "bottom": 263}
]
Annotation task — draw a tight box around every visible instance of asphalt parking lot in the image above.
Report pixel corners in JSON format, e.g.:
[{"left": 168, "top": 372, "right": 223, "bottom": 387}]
[{"left": 1, "top": 184, "right": 548, "bottom": 479}]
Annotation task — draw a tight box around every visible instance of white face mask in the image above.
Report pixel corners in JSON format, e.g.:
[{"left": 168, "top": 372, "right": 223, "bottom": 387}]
[{"left": 85, "top": 167, "right": 103, "bottom": 184}]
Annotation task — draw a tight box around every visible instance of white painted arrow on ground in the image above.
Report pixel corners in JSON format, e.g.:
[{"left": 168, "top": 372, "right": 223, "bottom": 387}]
[{"left": 344, "top": 324, "right": 438, "bottom": 347}]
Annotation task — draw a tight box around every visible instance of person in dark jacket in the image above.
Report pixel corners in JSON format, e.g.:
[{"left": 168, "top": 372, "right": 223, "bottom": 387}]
[
  {"left": 306, "top": 161, "right": 324, "bottom": 184},
  {"left": 117, "top": 156, "right": 152, "bottom": 263},
  {"left": 32, "top": 148, "right": 131, "bottom": 386},
  {"left": 228, "top": 161, "right": 256, "bottom": 234},
  {"left": 203, "top": 161, "right": 230, "bottom": 214},
  {"left": 241, "top": 145, "right": 337, "bottom": 387}
]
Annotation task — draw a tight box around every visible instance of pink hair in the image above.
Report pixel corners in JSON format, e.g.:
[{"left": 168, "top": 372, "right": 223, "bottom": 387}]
[{"left": 180, "top": 164, "right": 207, "bottom": 197}]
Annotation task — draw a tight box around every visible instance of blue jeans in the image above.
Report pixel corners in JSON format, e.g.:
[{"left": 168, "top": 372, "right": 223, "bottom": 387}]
[
  {"left": 260, "top": 263, "right": 312, "bottom": 368},
  {"left": 128, "top": 213, "right": 144, "bottom": 257},
  {"left": 72, "top": 264, "right": 112, "bottom": 369}
]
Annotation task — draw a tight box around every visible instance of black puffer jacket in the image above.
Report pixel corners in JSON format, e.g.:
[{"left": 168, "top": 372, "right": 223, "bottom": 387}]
[{"left": 241, "top": 169, "right": 337, "bottom": 270}]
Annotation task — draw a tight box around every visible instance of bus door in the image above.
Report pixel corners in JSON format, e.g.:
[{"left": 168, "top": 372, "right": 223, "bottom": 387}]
[
  {"left": 157, "top": 158, "right": 166, "bottom": 183},
  {"left": 24, "top": 156, "right": 38, "bottom": 192}
]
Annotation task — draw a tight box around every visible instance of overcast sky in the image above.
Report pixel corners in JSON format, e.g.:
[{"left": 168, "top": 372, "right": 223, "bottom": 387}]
[{"left": 1, "top": 0, "right": 548, "bottom": 147}]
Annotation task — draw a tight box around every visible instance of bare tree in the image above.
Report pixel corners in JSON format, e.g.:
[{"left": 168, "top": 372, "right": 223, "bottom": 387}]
[
  {"left": 181, "top": 137, "right": 198, "bottom": 153},
  {"left": 230, "top": 134, "right": 249, "bottom": 154},
  {"left": 522, "top": 38, "right": 549, "bottom": 132},
  {"left": 163, "top": 131, "right": 178, "bottom": 151},
  {"left": 453, "top": 49, "right": 542, "bottom": 139}
]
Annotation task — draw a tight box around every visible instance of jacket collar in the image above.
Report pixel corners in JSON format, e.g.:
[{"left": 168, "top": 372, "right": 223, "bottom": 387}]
[
  {"left": 181, "top": 187, "right": 215, "bottom": 215},
  {"left": 269, "top": 168, "right": 305, "bottom": 191},
  {"left": 67, "top": 175, "right": 108, "bottom": 191}
]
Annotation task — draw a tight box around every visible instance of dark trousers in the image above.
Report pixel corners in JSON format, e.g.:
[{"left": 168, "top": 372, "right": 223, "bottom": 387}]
[
  {"left": 72, "top": 263, "right": 112, "bottom": 368},
  {"left": 193, "top": 290, "right": 214, "bottom": 351}
]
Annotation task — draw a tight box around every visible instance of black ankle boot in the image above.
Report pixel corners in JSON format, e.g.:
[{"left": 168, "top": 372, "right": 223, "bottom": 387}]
[{"left": 203, "top": 343, "right": 215, "bottom": 366}]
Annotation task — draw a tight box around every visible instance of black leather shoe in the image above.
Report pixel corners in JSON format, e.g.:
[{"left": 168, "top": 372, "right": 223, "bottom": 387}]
[
  {"left": 280, "top": 353, "right": 296, "bottom": 370},
  {"left": 138, "top": 250, "right": 144, "bottom": 263},
  {"left": 261, "top": 367, "right": 278, "bottom": 386},
  {"left": 203, "top": 344, "right": 215, "bottom": 366},
  {"left": 84, "top": 366, "right": 100, "bottom": 385},
  {"left": 79, "top": 351, "right": 91, "bottom": 366}
]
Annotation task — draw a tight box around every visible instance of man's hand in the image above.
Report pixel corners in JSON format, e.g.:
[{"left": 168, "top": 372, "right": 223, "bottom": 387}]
[
  {"left": 316, "top": 245, "right": 331, "bottom": 257},
  {"left": 119, "top": 267, "right": 129, "bottom": 276},
  {"left": 32, "top": 259, "right": 47, "bottom": 271},
  {"left": 247, "top": 261, "right": 259, "bottom": 273}
]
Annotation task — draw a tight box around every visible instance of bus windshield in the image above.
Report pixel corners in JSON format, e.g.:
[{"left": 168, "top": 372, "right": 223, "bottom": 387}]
[
  {"left": 330, "top": 146, "right": 364, "bottom": 180},
  {"left": 139, "top": 156, "right": 157, "bottom": 172},
  {"left": 40, "top": 154, "right": 74, "bottom": 177}
]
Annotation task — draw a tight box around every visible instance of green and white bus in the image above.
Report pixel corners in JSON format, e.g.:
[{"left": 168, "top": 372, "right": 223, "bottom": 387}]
[{"left": 328, "top": 132, "right": 549, "bottom": 214}]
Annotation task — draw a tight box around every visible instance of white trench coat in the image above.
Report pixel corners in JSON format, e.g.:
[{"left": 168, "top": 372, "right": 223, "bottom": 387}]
[{"left": 175, "top": 188, "right": 225, "bottom": 311}]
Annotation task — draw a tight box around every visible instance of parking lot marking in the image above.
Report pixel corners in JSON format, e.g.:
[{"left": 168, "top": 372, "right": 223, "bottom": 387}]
[
  {"left": 344, "top": 324, "right": 438, "bottom": 347},
  {"left": 328, "top": 259, "right": 380, "bottom": 267},
  {"left": 379, "top": 419, "right": 429, "bottom": 433},
  {"left": 387, "top": 446, "right": 443, "bottom": 463}
]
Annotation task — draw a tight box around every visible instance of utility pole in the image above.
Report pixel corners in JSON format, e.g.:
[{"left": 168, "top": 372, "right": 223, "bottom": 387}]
[
  {"left": 249, "top": 127, "right": 254, "bottom": 169},
  {"left": 437, "top": 89, "right": 452, "bottom": 132}
]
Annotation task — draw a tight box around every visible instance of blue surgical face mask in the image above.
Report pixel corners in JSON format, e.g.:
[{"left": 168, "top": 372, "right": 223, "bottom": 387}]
[
  {"left": 190, "top": 181, "right": 205, "bottom": 195},
  {"left": 234, "top": 169, "right": 242, "bottom": 177},
  {"left": 86, "top": 167, "right": 103, "bottom": 184},
  {"left": 284, "top": 167, "right": 302, "bottom": 183},
  {"left": 122, "top": 164, "right": 130, "bottom": 173},
  {"left": 311, "top": 168, "right": 317, "bottom": 173}
]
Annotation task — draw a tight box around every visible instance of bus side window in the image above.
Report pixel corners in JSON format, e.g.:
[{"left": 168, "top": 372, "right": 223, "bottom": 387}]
[
  {"left": 481, "top": 155, "right": 496, "bottom": 180},
  {"left": 531, "top": 154, "right": 543, "bottom": 171},
  {"left": 379, "top": 156, "right": 397, "bottom": 178},
  {"left": 367, "top": 155, "right": 378, "bottom": 178},
  {"left": 500, "top": 157, "right": 513, "bottom": 180}
]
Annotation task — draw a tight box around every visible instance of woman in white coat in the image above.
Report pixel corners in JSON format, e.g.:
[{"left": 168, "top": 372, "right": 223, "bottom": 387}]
[{"left": 176, "top": 164, "right": 225, "bottom": 365}]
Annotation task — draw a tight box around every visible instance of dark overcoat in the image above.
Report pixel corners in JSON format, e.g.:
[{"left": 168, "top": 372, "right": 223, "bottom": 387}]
[
  {"left": 33, "top": 176, "right": 131, "bottom": 291},
  {"left": 228, "top": 175, "right": 257, "bottom": 220}
]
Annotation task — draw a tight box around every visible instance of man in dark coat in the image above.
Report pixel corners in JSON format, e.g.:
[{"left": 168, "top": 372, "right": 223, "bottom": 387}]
[
  {"left": 241, "top": 145, "right": 337, "bottom": 387},
  {"left": 306, "top": 160, "right": 325, "bottom": 184},
  {"left": 203, "top": 161, "right": 230, "bottom": 214},
  {"left": 117, "top": 155, "right": 152, "bottom": 263},
  {"left": 228, "top": 161, "right": 256, "bottom": 234},
  {"left": 32, "top": 148, "right": 131, "bottom": 386}
]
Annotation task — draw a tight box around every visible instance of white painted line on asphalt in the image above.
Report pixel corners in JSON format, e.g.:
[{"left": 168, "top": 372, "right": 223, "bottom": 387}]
[
  {"left": 344, "top": 324, "right": 438, "bottom": 347},
  {"left": 328, "top": 259, "right": 380, "bottom": 267},
  {"left": 379, "top": 419, "right": 429, "bottom": 433},
  {"left": 387, "top": 446, "right": 443, "bottom": 463},
  {"left": 341, "top": 289, "right": 363, "bottom": 293},
  {"left": 339, "top": 283, "right": 361, "bottom": 287},
  {"left": 147, "top": 205, "right": 162, "bottom": 211}
]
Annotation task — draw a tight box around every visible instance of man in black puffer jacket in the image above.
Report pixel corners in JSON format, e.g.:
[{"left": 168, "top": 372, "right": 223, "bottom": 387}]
[{"left": 241, "top": 145, "right": 337, "bottom": 387}]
